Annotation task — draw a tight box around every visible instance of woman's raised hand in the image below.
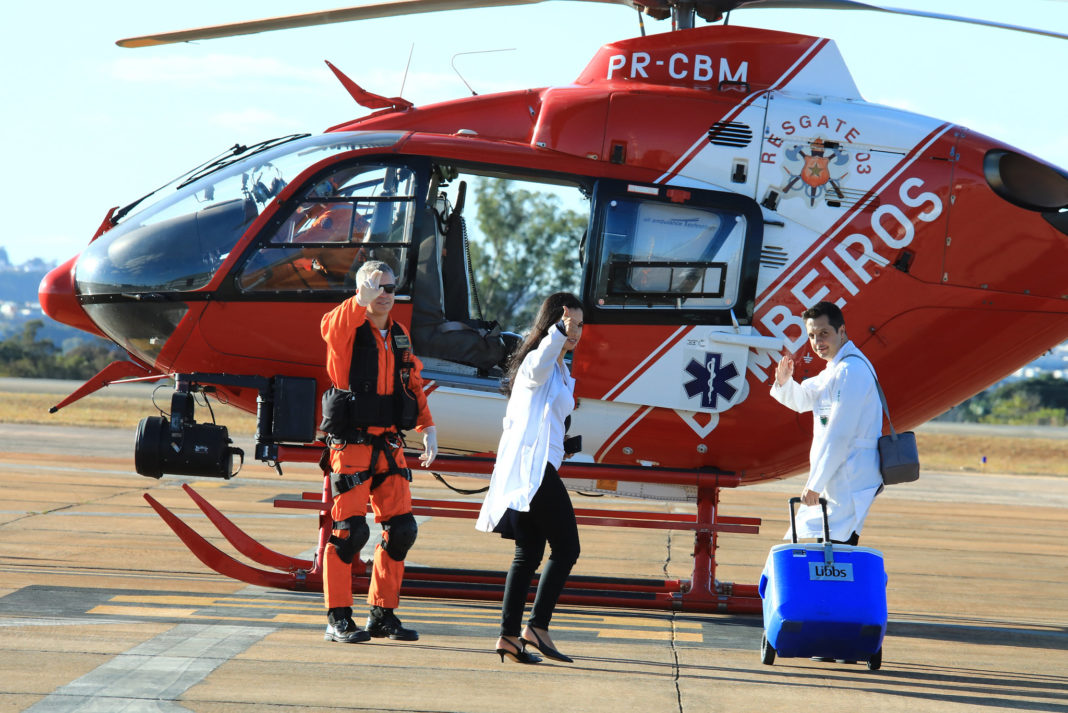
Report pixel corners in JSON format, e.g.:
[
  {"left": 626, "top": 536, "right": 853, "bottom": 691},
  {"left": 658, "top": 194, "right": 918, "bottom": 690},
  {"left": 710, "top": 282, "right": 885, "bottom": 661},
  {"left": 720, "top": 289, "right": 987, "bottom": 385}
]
[{"left": 560, "top": 305, "right": 583, "bottom": 343}]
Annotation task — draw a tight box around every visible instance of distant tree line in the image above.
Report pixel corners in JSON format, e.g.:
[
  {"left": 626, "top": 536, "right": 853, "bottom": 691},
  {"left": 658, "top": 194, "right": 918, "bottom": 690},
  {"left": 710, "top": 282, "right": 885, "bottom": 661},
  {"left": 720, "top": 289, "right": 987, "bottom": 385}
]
[
  {"left": 0, "top": 320, "right": 123, "bottom": 379},
  {"left": 936, "top": 373, "right": 1068, "bottom": 426},
  {"left": 468, "top": 179, "right": 586, "bottom": 332}
]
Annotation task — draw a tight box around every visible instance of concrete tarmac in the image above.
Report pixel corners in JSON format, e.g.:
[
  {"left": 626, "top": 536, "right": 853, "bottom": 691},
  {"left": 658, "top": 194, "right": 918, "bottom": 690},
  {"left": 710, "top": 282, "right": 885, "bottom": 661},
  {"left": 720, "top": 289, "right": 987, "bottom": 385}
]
[{"left": 0, "top": 422, "right": 1066, "bottom": 713}]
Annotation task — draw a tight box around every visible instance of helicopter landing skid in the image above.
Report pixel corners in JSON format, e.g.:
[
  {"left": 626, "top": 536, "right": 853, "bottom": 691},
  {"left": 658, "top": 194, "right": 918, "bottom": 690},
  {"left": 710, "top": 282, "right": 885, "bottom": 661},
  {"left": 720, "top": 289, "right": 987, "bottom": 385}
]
[{"left": 145, "top": 454, "right": 763, "bottom": 614}]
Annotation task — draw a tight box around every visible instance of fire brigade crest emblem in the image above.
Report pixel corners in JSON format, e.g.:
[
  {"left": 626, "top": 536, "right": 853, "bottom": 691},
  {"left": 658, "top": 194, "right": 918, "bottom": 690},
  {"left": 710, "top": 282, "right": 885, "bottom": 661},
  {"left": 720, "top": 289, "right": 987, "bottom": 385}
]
[{"left": 781, "top": 138, "right": 850, "bottom": 207}]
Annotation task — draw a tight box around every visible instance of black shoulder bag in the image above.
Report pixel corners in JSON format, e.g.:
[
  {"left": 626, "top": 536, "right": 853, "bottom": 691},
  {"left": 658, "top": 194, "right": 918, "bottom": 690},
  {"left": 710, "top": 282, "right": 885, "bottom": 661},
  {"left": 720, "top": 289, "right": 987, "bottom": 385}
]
[{"left": 843, "top": 355, "right": 920, "bottom": 485}]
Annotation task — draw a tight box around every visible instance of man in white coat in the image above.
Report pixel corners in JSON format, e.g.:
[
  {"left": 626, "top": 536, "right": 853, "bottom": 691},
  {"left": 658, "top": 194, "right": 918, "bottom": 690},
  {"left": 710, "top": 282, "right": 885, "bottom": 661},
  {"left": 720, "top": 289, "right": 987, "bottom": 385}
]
[{"left": 771, "top": 301, "right": 883, "bottom": 544}]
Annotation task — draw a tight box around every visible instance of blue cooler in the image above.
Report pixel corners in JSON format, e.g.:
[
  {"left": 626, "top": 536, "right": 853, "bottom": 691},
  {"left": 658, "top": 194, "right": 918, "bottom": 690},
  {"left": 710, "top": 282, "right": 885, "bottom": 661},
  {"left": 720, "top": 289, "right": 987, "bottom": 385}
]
[{"left": 758, "top": 497, "right": 887, "bottom": 669}]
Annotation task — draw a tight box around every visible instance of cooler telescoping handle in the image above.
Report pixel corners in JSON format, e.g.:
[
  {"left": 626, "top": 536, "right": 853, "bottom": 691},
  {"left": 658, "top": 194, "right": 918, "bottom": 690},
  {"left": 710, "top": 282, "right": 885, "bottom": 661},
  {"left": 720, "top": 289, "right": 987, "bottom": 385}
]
[{"left": 788, "top": 496, "right": 830, "bottom": 544}]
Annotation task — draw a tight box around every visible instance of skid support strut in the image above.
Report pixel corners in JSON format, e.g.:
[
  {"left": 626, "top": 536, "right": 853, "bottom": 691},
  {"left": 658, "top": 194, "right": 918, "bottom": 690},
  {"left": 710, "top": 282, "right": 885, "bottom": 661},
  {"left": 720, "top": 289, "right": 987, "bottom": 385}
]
[{"left": 146, "top": 448, "right": 762, "bottom": 614}]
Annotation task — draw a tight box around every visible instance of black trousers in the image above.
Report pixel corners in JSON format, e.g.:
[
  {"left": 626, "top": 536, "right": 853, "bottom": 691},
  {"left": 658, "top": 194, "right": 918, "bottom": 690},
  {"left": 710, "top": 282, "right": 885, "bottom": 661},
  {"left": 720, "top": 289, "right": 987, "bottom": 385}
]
[{"left": 499, "top": 464, "right": 581, "bottom": 637}]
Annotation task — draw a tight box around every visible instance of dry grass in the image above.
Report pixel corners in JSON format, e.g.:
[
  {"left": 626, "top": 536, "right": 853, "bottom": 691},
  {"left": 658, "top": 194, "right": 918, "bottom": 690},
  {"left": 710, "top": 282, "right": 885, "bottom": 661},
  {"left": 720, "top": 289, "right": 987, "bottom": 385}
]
[
  {"left": 916, "top": 433, "right": 1068, "bottom": 477},
  {"left": 1, "top": 389, "right": 1064, "bottom": 476},
  {"left": 0, "top": 391, "right": 259, "bottom": 434}
]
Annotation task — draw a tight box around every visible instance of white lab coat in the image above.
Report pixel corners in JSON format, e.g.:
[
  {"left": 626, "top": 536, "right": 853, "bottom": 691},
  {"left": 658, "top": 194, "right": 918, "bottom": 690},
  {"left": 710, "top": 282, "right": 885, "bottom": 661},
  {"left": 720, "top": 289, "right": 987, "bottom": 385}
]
[
  {"left": 770, "top": 341, "right": 883, "bottom": 541},
  {"left": 476, "top": 328, "right": 575, "bottom": 533}
]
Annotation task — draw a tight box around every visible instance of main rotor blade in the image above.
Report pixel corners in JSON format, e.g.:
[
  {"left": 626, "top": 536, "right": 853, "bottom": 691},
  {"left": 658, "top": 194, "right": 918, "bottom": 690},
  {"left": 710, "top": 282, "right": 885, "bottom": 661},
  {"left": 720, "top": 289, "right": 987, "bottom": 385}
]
[
  {"left": 116, "top": 0, "right": 1068, "bottom": 48},
  {"left": 735, "top": 0, "right": 1068, "bottom": 41},
  {"left": 116, "top": 0, "right": 639, "bottom": 47}
]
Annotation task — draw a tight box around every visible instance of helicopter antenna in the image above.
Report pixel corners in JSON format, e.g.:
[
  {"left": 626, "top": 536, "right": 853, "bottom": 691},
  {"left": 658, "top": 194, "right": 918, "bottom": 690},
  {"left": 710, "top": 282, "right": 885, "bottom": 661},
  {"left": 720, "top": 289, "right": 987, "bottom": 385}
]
[
  {"left": 399, "top": 42, "right": 414, "bottom": 97},
  {"left": 637, "top": 7, "right": 646, "bottom": 36},
  {"left": 450, "top": 48, "right": 515, "bottom": 96}
]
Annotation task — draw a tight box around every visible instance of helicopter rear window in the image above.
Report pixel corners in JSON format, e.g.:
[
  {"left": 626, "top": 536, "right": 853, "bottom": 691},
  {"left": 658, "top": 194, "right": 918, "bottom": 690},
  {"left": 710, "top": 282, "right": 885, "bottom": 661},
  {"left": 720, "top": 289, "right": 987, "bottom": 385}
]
[
  {"left": 237, "top": 164, "right": 418, "bottom": 293},
  {"left": 593, "top": 197, "right": 747, "bottom": 310}
]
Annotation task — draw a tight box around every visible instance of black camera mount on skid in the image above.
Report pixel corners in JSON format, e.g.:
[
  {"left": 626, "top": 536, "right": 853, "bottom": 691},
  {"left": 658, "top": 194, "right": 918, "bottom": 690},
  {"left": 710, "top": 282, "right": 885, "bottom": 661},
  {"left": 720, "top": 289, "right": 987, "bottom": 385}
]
[{"left": 134, "top": 373, "right": 318, "bottom": 479}]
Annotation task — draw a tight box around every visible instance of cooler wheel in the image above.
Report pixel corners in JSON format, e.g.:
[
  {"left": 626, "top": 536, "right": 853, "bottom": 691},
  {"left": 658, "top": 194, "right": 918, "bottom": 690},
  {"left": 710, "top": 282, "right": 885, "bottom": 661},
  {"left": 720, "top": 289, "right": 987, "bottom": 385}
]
[
  {"left": 867, "top": 647, "right": 882, "bottom": 671},
  {"left": 760, "top": 632, "right": 775, "bottom": 665}
]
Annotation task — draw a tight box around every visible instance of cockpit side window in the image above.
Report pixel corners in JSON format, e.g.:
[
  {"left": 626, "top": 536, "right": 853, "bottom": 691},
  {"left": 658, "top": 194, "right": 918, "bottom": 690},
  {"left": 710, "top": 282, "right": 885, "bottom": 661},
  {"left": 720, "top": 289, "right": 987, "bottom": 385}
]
[
  {"left": 236, "top": 163, "right": 419, "bottom": 293},
  {"left": 588, "top": 181, "right": 763, "bottom": 323}
]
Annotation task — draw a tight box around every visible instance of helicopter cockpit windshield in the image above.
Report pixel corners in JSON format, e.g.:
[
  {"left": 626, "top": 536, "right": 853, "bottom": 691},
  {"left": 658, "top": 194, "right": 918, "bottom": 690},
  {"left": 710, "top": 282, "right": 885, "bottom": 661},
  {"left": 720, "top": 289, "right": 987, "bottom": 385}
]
[
  {"left": 235, "top": 160, "right": 420, "bottom": 293},
  {"left": 74, "top": 131, "right": 405, "bottom": 297}
]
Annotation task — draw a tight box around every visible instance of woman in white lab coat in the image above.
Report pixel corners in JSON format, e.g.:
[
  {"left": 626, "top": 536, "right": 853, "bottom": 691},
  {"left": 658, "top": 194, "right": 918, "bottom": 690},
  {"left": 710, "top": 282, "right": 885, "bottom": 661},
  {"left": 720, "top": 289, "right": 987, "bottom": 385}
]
[{"left": 476, "top": 292, "right": 584, "bottom": 665}]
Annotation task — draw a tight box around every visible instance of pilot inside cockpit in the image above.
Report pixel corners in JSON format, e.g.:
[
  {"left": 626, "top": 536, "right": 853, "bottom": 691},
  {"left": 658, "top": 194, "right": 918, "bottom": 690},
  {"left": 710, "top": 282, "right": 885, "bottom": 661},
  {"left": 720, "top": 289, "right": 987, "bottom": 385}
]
[
  {"left": 283, "top": 169, "right": 372, "bottom": 244},
  {"left": 289, "top": 203, "right": 371, "bottom": 244}
]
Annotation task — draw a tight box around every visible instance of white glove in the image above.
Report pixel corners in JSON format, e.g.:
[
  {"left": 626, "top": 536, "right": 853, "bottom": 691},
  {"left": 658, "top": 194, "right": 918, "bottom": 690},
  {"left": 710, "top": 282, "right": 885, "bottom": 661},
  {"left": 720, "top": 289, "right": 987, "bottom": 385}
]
[
  {"left": 355, "top": 269, "right": 383, "bottom": 306},
  {"left": 419, "top": 426, "right": 438, "bottom": 468}
]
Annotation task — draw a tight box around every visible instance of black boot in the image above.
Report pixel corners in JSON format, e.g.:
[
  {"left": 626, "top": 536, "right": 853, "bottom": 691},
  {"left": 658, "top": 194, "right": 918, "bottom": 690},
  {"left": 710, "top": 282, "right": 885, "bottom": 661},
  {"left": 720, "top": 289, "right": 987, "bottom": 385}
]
[
  {"left": 325, "top": 607, "right": 371, "bottom": 643},
  {"left": 366, "top": 606, "right": 419, "bottom": 641}
]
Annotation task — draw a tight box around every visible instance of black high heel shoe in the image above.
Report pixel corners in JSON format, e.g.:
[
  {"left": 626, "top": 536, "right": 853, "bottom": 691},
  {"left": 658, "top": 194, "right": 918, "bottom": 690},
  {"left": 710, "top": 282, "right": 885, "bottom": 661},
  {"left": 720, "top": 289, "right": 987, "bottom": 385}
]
[
  {"left": 496, "top": 638, "right": 540, "bottom": 664},
  {"left": 520, "top": 628, "right": 573, "bottom": 663}
]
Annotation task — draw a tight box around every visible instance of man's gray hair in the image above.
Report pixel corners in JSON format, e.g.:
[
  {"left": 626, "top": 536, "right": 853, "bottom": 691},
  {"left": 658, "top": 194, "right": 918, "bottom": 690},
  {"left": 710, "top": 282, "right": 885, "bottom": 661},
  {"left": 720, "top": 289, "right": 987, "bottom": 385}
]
[{"left": 354, "top": 260, "right": 394, "bottom": 286}]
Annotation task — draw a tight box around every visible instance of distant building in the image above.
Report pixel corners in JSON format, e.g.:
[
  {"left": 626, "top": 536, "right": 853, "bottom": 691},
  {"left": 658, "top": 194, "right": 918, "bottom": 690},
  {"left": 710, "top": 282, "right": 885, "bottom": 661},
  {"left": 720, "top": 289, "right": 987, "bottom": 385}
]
[{"left": 1007, "top": 343, "right": 1068, "bottom": 382}]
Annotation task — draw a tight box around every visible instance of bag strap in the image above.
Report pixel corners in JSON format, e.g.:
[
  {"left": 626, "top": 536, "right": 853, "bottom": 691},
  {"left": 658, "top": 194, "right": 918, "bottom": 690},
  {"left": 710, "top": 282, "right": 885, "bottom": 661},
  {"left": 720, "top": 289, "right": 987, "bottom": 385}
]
[{"left": 841, "top": 354, "right": 898, "bottom": 437}]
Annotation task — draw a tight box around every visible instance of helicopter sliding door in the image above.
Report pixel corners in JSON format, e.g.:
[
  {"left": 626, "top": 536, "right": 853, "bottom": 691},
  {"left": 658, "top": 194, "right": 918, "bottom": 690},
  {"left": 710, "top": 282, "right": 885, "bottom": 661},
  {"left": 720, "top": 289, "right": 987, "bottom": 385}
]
[{"left": 574, "top": 180, "right": 775, "bottom": 421}]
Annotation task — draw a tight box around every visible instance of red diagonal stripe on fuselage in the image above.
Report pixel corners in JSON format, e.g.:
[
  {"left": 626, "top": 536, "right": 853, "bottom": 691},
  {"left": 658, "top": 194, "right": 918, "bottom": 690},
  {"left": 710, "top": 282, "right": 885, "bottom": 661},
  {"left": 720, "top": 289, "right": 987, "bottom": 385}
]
[
  {"left": 594, "top": 404, "right": 656, "bottom": 463},
  {"left": 656, "top": 38, "right": 829, "bottom": 185},
  {"left": 754, "top": 122, "right": 953, "bottom": 309},
  {"left": 602, "top": 325, "right": 694, "bottom": 401}
]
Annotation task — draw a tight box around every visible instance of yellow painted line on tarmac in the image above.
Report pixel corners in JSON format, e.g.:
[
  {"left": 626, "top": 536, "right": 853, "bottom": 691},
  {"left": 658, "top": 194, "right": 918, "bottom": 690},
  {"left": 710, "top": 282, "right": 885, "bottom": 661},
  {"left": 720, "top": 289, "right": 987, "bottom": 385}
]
[
  {"left": 206, "top": 596, "right": 322, "bottom": 606},
  {"left": 103, "top": 595, "right": 698, "bottom": 629},
  {"left": 273, "top": 613, "right": 331, "bottom": 624},
  {"left": 89, "top": 605, "right": 199, "bottom": 618},
  {"left": 109, "top": 595, "right": 228, "bottom": 606},
  {"left": 594, "top": 628, "right": 703, "bottom": 642},
  {"left": 90, "top": 604, "right": 706, "bottom": 640},
  {"left": 91, "top": 605, "right": 318, "bottom": 624},
  {"left": 589, "top": 614, "right": 701, "bottom": 629},
  {"left": 92, "top": 594, "right": 705, "bottom": 642},
  {"left": 108, "top": 595, "right": 315, "bottom": 611},
  {"left": 358, "top": 603, "right": 701, "bottom": 630}
]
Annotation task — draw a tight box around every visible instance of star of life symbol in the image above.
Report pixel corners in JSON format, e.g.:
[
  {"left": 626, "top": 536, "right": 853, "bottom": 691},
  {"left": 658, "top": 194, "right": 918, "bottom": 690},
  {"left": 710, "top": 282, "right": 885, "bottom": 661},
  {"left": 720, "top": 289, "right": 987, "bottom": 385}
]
[
  {"left": 684, "top": 351, "right": 740, "bottom": 410},
  {"left": 781, "top": 138, "right": 850, "bottom": 207}
]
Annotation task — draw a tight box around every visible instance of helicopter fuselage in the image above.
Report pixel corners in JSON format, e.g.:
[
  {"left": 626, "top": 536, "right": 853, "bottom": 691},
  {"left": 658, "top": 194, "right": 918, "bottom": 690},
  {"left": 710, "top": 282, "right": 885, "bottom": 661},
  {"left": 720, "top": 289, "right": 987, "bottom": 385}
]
[{"left": 40, "top": 25, "right": 1068, "bottom": 497}]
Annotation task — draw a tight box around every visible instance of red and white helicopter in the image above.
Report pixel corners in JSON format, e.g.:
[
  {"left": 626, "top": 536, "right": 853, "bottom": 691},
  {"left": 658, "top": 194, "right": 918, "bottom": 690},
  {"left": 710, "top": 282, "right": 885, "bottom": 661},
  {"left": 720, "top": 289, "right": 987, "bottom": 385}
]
[{"left": 39, "top": 0, "right": 1068, "bottom": 613}]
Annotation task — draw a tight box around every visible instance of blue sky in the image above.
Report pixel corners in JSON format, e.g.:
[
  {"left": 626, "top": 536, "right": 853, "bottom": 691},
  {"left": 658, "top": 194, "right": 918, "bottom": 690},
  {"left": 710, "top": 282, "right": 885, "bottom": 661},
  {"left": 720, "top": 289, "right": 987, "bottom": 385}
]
[{"left": 4, "top": 0, "right": 1067, "bottom": 266}]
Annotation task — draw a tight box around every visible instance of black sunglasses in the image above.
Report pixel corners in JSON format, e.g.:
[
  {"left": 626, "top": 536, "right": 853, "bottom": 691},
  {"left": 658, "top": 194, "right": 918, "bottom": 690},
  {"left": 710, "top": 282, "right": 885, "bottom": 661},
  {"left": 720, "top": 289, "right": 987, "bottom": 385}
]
[{"left": 380, "top": 283, "right": 397, "bottom": 294}]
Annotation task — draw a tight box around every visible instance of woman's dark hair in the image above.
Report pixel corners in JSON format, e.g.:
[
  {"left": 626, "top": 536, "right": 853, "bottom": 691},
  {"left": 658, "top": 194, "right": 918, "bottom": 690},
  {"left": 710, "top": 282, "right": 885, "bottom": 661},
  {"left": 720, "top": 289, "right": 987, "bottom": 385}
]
[{"left": 502, "top": 292, "right": 584, "bottom": 396}]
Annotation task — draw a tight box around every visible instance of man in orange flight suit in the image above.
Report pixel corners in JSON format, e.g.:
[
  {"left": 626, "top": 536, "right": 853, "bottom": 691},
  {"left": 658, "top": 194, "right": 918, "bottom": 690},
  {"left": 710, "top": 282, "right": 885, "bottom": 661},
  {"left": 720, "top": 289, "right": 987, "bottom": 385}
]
[{"left": 320, "top": 259, "right": 437, "bottom": 643}]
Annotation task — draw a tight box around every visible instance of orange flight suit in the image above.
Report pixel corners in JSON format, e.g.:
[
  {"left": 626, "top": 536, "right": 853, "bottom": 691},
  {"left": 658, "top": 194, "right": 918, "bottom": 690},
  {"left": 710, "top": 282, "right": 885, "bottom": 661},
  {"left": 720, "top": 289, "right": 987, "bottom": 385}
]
[{"left": 320, "top": 295, "right": 433, "bottom": 610}]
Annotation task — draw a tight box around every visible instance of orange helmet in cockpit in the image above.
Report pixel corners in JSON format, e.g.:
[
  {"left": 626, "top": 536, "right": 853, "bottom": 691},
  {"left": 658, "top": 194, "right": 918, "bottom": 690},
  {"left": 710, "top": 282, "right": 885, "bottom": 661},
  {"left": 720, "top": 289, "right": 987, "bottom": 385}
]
[{"left": 292, "top": 204, "right": 370, "bottom": 243}]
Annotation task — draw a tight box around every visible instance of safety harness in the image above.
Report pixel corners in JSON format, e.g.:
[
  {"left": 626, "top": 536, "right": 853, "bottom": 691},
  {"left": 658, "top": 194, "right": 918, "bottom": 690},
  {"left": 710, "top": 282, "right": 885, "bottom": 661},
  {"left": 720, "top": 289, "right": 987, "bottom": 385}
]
[
  {"left": 328, "top": 430, "right": 412, "bottom": 497},
  {"left": 321, "top": 320, "right": 419, "bottom": 494}
]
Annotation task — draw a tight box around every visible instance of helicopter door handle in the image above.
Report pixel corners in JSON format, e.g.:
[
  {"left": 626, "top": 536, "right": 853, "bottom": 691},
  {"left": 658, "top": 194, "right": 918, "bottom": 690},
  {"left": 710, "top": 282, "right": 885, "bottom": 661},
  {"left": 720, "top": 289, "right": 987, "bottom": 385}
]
[{"left": 705, "top": 333, "right": 784, "bottom": 351}]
